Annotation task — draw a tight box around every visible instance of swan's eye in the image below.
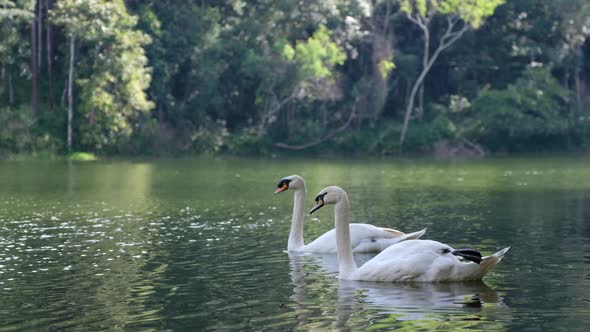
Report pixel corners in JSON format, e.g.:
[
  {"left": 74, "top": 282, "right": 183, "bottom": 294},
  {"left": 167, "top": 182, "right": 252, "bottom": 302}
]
[
  {"left": 315, "top": 192, "right": 327, "bottom": 202},
  {"left": 277, "top": 179, "right": 291, "bottom": 189}
]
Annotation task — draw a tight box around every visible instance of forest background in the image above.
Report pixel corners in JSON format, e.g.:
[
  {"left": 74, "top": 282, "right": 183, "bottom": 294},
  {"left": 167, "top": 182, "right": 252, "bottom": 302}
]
[{"left": 1, "top": 0, "right": 590, "bottom": 158}]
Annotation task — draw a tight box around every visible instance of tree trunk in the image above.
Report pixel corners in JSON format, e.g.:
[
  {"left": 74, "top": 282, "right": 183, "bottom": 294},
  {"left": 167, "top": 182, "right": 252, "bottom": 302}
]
[
  {"left": 1, "top": 67, "right": 4, "bottom": 101},
  {"left": 31, "top": 19, "right": 37, "bottom": 117},
  {"left": 417, "top": 84, "right": 424, "bottom": 118},
  {"left": 321, "top": 105, "right": 327, "bottom": 130},
  {"left": 368, "top": 0, "right": 394, "bottom": 125},
  {"left": 37, "top": 0, "right": 42, "bottom": 72},
  {"left": 416, "top": 29, "right": 430, "bottom": 119},
  {"left": 575, "top": 69, "right": 583, "bottom": 114},
  {"left": 399, "top": 21, "right": 467, "bottom": 147},
  {"left": 370, "top": 33, "right": 393, "bottom": 125},
  {"left": 67, "top": 33, "right": 76, "bottom": 152},
  {"left": 61, "top": 78, "right": 67, "bottom": 107},
  {"left": 46, "top": 0, "right": 53, "bottom": 111},
  {"left": 8, "top": 70, "right": 13, "bottom": 105}
]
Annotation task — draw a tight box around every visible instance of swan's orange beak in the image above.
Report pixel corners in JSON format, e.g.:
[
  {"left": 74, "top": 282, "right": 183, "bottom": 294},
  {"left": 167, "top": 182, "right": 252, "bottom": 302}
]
[
  {"left": 274, "top": 183, "right": 288, "bottom": 194},
  {"left": 309, "top": 199, "right": 324, "bottom": 215}
]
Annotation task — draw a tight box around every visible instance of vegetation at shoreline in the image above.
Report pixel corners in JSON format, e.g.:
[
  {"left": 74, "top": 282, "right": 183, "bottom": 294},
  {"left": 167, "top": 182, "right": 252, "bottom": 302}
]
[{"left": 1, "top": 0, "right": 590, "bottom": 158}]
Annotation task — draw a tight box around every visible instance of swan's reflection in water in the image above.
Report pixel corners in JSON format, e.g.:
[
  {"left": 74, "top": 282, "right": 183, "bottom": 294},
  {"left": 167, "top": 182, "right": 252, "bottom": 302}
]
[{"left": 288, "top": 252, "right": 509, "bottom": 331}]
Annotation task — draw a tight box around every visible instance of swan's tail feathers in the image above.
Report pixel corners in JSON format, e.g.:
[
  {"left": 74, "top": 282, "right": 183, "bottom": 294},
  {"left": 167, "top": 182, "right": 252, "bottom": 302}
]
[
  {"left": 382, "top": 227, "right": 427, "bottom": 241},
  {"left": 478, "top": 247, "right": 510, "bottom": 278},
  {"left": 452, "top": 248, "right": 483, "bottom": 264},
  {"left": 401, "top": 227, "right": 427, "bottom": 241},
  {"left": 382, "top": 228, "right": 405, "bottom": 237},
  {"left": 483, "top": 247, "right": 510, "bottom": 263}
]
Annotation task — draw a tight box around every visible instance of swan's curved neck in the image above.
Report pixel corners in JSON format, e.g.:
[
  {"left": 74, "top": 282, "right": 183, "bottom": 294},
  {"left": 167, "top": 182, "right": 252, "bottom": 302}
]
[
  {"left": 288, "top": 188, "right": 305, "bottom": 251},
  {"left": 334, "top": 195, "right": 358, "bottom": 279}
]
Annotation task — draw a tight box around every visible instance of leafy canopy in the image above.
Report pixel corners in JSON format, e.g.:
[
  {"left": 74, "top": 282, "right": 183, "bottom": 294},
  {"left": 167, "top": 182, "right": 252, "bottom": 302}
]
[
  {"left": 282, "top": 24, "right": 347, "bottom": 82},
  {"left": 0, "top": 0, "right": 33, "bottom": 79},
  {"left": 0, "top": 0, "right": 33, "bottom": 21},
  {"left": 401, "top": 0, "right": 506, "bottom": 28}
]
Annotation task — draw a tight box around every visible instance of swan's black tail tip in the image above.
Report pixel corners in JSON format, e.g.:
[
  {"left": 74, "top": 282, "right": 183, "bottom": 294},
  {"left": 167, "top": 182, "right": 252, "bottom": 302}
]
[{"left": 452, "top": 248, "right": 483, "bottom": 264}]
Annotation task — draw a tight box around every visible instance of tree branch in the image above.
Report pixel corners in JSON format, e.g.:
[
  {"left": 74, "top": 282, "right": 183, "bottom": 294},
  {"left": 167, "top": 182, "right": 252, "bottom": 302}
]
[
  {"left": 405, "top": 12, "right": 419, "bottom": 26},
  {"left": 273, "top": 102, "right": 357, "bottom": 150},
  {"left": 439, "top": 25, "right": 468, "bottom": 52},
  {"left": 399, "top": 16, "right": 471, "bottom": 147},
  {"left": 382, "top": 0, "right": 392, "bottom": 34},
  {"left": 404, "top": 10, "right": 433, "bottom": 118},
  {"left": 406, "top": 13, "right": 427, "bottom": 31},
  {"left": 256, "top": 85, "right": 301, "bottom": 137},
  {"left": 460, "top": 138, "right": 485, "bottom": 156}
]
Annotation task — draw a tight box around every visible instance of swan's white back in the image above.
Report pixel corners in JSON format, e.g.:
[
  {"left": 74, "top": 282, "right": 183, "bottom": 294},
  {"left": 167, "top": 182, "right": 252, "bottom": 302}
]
[{"left": 352, "top": 239, "right": 509, "bottom": 282}]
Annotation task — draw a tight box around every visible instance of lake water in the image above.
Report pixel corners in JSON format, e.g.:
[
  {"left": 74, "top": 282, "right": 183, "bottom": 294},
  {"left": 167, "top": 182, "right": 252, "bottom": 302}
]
[{"left": 0, "top": 156, "right": 589, "bottom": 331}]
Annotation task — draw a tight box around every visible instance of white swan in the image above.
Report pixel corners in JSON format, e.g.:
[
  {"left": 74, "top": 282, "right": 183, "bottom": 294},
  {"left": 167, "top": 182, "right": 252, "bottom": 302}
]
[
  {"left": 309, "top": 186, "right": 510, "bottom": 282},
  {"left": 275, "top": 175, "right": 426, "bottom": 253}
]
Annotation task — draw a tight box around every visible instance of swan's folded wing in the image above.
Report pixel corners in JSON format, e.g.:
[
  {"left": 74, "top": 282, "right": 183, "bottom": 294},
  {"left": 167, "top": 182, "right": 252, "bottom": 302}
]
[
  {"left": 354, "top": 243, "right": 439, "bottom": 282},
  {"left": 303, "top": 225, "right": 426, "bottom": 254},
  {"left": 350, "top": 223, "right": 417, "bottom": 239},
  {"left": 349, "top": 224, "right": 427, "bottom": 253}
]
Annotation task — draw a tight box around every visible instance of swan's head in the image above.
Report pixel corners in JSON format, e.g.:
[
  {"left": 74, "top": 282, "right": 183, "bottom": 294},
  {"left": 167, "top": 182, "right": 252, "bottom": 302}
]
[
  {"left": 309, "top": 186, "right": 345, "bottom": 214},
  {"left": 274, "top": 175, "right": 305, "bottom": 194}
]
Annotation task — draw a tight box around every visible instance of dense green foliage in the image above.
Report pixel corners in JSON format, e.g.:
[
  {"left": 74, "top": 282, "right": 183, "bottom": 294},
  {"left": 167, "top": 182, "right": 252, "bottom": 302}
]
[
  {"left": 52, "top": 0, "right": 153, "bottom": 151},
  {"left": 1, "top": 0, "right": 590, "bottom": 157},
  {"left": 470, "top": 67, "right": 572, "bottom": 151}
]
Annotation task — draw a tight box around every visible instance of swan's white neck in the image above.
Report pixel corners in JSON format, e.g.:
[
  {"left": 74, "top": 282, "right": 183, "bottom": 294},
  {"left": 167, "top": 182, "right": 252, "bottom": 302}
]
[
  {"left": 288, "top": 188, "right": 306, "bottom": 251},
  {"left": 334, "top": 194, "right": 358, "bottom": 279}
]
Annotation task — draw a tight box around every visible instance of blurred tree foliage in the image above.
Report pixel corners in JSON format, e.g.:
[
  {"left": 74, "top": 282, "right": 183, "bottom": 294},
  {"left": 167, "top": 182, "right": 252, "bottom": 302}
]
[
  {"left": 51, "top": 0, "right": 153, "bottom": 151},
  {"left": 1, "top": 0, "right": 590, "bottom": 157},
  {"left": 470, "top": 67, "right": 572, "bottom": 151}
]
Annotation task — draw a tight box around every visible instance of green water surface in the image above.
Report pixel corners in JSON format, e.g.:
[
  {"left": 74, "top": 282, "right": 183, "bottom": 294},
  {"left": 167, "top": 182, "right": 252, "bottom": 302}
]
[{"left": 0, "top": 156, "right": 589, "bottom": 331}]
